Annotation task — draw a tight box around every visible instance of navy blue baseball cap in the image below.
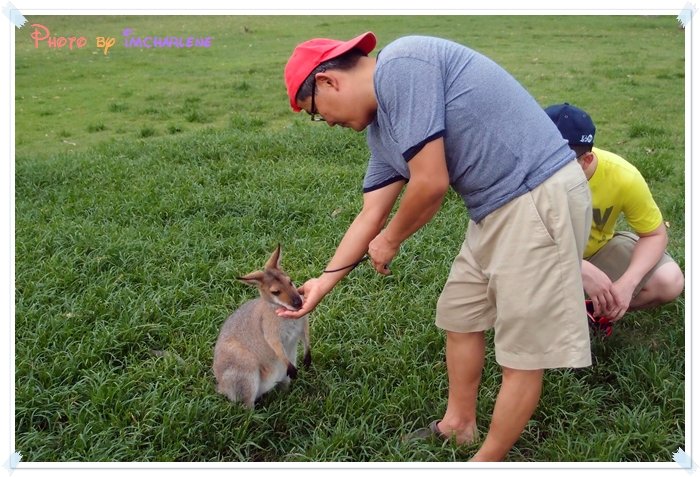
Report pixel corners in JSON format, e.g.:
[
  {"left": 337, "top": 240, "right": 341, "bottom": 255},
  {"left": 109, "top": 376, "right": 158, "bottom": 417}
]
[{"left": 544, "top": 103, "right": 596, "bottom": 146}]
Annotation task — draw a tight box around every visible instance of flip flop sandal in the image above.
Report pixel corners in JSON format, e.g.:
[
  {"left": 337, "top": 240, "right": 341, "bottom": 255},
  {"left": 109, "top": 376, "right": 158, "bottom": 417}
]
[{"left": 402, "top": 420, "right": 451, "bottom": 443}]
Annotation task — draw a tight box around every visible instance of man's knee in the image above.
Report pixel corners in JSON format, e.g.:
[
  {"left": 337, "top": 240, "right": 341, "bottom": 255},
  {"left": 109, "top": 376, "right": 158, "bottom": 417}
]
[
  {"left": 654, "top": 262, "right": 685, "bottom": 303},
  {"left": 642, "top": 261, "right": 685, "bottom": 304},
  {"left": 446, "top": 330, "right": 486, "bottom": 348},
  {"left": 501, "top": 366, "right": 544, "bottom": 384}
]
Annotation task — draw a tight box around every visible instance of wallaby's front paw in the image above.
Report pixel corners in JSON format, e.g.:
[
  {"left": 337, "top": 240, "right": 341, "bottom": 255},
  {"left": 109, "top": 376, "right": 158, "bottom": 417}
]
[
  {"left": 287, "top": 363, "right": 298, "bottom": 379},
  {"left": 303, "top": 351, "right": 312, "bottom": 368}
]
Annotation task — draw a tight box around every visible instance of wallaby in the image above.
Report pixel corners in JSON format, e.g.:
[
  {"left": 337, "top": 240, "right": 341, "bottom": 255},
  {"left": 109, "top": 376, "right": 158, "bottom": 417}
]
[{"left": 213, "top": 244, "right": 311, "bottom": 408}]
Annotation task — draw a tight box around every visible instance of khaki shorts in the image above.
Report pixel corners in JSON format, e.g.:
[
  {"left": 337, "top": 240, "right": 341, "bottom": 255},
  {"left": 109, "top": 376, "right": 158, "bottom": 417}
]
[
  {"left": 586, "top": 231, "right": 675, "bottom": 297},
  {"left": 436, "top": 161, "right": 593, "bottom": 370}
]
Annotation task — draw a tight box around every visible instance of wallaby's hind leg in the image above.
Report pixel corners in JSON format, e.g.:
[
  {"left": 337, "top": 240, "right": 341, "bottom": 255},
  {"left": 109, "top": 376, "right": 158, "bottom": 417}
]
[
  {"left": 218, "top": 369, "right": 259, "bottom": 409},
  {"left": 278, "top": 375, "right": 292, "bottom": 391}
]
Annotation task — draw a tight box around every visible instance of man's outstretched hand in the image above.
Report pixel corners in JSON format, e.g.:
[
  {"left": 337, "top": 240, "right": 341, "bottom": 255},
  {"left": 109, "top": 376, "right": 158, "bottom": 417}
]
[{"left": 276, "top": 277, "right": 327, "bottom": 319}]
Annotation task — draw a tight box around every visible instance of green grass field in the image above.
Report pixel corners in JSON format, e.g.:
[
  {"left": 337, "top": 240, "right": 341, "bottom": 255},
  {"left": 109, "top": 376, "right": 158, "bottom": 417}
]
[{"left": 14, "top": 15, "right": 685, "bottom": 462}]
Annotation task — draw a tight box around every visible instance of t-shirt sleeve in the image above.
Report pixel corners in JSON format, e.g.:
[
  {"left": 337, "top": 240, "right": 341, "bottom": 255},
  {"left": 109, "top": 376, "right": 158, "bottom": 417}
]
[
  {"left": 375, "top": 57, "right": 446, "bottom": 161},
  {"left": 362, "top": 153, "right": 407, "bottom": 193},
  {"left": 621, "top": 168, "right": 664, "bottom": 234}
]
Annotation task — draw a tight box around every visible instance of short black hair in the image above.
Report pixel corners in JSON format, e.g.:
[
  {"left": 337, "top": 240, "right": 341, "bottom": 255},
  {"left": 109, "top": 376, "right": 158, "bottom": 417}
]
[
  {"left": 295, "top": 48, "right": 367, "bottom": 106},
  {"left": 572, "top": 144, "right": 593, "bottom": 157}
]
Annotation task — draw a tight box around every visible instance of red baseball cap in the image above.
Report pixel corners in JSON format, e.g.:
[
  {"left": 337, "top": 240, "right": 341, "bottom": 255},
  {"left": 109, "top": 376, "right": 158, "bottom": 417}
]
[{"left": 284, "top": 31, "right": 377, "bottom": 112}]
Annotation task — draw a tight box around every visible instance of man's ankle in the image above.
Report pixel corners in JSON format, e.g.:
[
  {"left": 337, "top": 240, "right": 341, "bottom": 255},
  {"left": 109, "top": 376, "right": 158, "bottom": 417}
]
[{"left": 437, "top": 418, "right": 479, "bottom": 444}]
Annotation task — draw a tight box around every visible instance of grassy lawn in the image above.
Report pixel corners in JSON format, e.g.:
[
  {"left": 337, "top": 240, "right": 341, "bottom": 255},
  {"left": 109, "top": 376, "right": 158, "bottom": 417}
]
[{"left": 14, "top": 15, "right": 685, "bottom": 462}]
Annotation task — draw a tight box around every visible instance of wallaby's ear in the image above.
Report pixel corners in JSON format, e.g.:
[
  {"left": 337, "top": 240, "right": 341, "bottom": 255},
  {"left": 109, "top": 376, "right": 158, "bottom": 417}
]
[
  {"left": 265, "top": 244, "right": 282, "bottom": 270},
  {"left": 237, "top": 271, "right": 265, "bottom": 287}
]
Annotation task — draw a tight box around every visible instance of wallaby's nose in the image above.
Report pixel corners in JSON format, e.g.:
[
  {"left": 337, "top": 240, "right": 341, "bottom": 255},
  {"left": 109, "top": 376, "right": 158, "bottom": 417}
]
[{"left": 291, "top": 295, "right": 303, "bottom": 310}]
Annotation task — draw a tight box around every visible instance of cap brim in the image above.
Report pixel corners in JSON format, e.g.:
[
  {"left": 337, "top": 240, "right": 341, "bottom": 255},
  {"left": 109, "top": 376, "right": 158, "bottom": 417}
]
[{"left": 322, "top": 31, "right": 376, "bottom": 61}]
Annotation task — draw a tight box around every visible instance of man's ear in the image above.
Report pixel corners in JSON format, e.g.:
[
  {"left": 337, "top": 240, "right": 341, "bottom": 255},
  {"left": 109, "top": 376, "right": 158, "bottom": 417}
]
[
  {"left": 315, "top": 71, "right": 339, "bottom": 91},
  {"left": 578, "top": 151, "right": 595, "bottom": 168}
]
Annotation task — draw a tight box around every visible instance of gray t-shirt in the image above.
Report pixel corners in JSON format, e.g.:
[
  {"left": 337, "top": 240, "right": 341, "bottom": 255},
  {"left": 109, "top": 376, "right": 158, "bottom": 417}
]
[{"left": 363, "top": 36, "right": 574, "bottom": 223}]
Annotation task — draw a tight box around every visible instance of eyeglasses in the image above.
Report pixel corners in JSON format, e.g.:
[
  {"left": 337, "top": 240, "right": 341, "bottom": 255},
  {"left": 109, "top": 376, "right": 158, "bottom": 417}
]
[{"left": 309, "top": 76, "right": 325, "bottom": 122}]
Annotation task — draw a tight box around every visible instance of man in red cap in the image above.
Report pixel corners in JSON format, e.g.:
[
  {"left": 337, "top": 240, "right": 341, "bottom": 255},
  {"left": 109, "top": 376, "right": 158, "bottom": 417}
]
[{"left": 280, "top": 32, "right": 592, "bottom": 461}]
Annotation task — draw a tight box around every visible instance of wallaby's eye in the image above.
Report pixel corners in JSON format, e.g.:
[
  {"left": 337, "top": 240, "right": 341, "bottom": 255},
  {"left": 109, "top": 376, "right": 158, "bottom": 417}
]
[
  {"left": 288, "top": 280, "right": 294, "bottom": 287},
  {"left": 271, "top": 290, "right": 281, "bottom": 296}
]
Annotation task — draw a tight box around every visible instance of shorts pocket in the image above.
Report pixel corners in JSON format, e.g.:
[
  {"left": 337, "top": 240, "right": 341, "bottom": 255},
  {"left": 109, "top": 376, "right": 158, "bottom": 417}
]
[{"left": 525, "top": 191, "right": 557, "bottom": 245}]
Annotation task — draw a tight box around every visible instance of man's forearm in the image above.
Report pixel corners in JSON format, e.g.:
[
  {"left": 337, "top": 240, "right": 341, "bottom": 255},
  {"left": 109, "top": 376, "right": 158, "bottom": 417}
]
[
  {"left": 382, "top": 176, "right": 447, "bottom": 247},
  {"left": 382, "top": 138, "right": 450, "bottom": 247},
  {"left": 618, "top": 232, "right": 667, "bottom": 289}
]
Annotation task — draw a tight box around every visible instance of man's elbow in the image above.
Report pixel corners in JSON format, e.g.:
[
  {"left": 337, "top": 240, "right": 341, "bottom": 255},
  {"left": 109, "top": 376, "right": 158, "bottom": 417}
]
[
  {"left": 643, "top": 222, "right": 669, "bottom": 247},
  {"left": 420, "top": 175, "right": 450, "bottom": 203},
  {"left": 357, "top": 205, "right": 392, "bottom": 232}
]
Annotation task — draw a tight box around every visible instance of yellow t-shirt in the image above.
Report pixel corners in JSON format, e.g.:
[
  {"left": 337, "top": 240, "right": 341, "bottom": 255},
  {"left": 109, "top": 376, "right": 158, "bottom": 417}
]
[{"left": 584, "top": 147, "right": 663, "bottom": 258}]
